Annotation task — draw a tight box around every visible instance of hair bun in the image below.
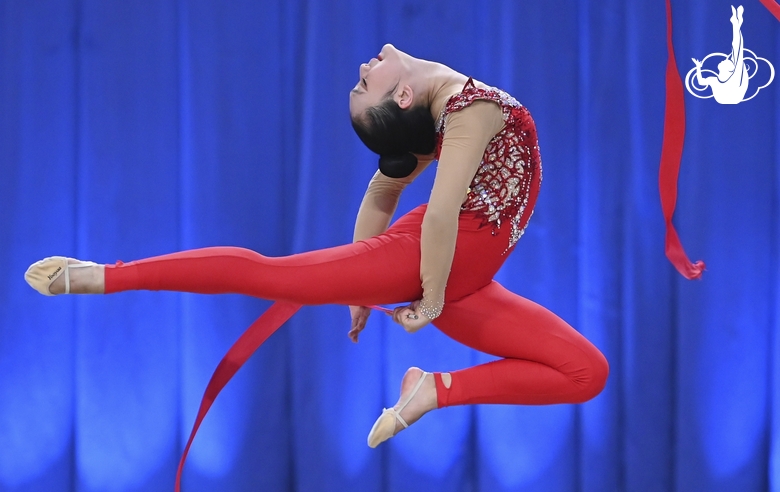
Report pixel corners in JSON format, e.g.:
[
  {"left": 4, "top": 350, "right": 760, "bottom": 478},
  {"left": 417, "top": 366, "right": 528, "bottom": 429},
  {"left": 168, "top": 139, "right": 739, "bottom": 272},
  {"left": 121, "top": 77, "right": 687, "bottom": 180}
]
[{"left": 378, "top": 153, "right": 418, "bottom": 178}]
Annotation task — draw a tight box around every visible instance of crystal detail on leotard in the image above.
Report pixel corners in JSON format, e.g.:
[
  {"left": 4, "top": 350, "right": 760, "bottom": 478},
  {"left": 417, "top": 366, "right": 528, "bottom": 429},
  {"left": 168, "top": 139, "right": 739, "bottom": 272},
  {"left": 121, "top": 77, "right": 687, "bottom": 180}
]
[{"left": 434, "top": 78, "right": 543, "bottom": 253}]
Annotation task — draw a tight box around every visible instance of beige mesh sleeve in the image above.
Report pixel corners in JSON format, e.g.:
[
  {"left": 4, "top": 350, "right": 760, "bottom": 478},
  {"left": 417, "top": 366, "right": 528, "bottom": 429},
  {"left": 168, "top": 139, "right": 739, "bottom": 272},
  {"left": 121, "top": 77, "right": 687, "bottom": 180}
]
[
  {"left": 418, "top": 100, "right": 505, "bottom": 319},
  {"left": 353, "top": 156, "right": 434, "bottom": 242}
]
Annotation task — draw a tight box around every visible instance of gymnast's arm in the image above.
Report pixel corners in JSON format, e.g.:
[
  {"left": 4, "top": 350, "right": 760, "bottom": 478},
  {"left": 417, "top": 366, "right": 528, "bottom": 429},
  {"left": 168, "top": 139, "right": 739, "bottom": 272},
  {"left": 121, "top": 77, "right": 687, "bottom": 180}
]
[
  {"left": 417, "top": 100, "right": 505, "bottom": 321},
  {"left": 352, "top": 157, "right": 434, "bottom": 241},
  {"left": 692, "top": 59, "right": 711, "bottom": 87},
  {"left": 348, "top": 156, "right": 433, "bottom": 342}
]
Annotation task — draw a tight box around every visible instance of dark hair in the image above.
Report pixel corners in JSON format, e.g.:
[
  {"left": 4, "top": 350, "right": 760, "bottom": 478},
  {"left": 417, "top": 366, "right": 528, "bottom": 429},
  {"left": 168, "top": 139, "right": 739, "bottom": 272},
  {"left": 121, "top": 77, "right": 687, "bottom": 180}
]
[{"left": 351, "top": 96, "right": 437, "bottom": 178}]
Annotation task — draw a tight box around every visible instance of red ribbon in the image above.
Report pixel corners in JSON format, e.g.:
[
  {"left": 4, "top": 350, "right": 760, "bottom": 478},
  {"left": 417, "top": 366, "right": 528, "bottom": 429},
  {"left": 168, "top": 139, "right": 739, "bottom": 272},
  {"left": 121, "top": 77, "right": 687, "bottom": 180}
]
[
  {"left": 759, "top": 0, "right": 780, "bottom": 21},
  {"left": 660, "top": 0, "right": 779, "bottom": 279},
  {"left": 174, "top": 301, "right": 301, "bottom": 491},
  {"left": 174, "top": 302, "right": 393, "bottom": 491},
  {"left": 660, "top": 0, "right": 706, "bottom": 279}
]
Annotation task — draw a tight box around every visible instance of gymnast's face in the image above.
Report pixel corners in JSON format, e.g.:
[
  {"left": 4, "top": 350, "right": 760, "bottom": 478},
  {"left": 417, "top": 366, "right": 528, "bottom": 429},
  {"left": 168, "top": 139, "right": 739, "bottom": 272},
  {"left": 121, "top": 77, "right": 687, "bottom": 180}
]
[{"left": 349, "top": 44, "right": 412, "bottom": 118}]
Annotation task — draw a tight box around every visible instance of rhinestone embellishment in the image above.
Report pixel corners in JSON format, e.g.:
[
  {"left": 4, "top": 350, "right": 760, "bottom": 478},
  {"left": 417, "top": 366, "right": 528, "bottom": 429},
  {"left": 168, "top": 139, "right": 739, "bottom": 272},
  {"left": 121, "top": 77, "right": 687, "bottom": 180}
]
[{"left": 435, "top": 80, "right": 543, "bottom": 253}]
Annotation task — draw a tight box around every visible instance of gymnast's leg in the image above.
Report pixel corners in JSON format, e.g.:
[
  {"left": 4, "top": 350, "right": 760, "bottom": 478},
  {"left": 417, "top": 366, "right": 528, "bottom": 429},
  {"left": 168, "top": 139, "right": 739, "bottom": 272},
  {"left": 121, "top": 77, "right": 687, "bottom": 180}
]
[
  {"left": 30, "top": 206, "right": 508, "bottom": 306},
  {"left": 379, "top": 280, "right": 609, "bottom": 437},
  {"left": 431, "top": 280, "right": 609, "bottom": 406},
  {"left": 34, "top": 232, "right": 425, "bottom": 307}
]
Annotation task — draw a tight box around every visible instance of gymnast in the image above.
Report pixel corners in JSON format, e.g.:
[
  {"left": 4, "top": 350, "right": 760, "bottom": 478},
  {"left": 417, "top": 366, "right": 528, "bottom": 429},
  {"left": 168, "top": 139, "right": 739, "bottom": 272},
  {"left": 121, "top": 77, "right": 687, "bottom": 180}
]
[{"left": 26, "top": 43, "right": 608, "bottom": 449}]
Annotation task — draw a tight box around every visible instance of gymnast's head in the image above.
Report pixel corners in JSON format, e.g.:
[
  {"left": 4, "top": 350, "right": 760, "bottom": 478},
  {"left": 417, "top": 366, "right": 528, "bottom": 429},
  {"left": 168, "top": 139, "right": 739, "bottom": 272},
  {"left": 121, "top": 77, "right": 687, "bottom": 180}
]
[
  {"left": 349, "top": 44, "right": 436, "bottom": 178},
  {"left": 717, "top": 58, "right": 736, "bottom": 81}
]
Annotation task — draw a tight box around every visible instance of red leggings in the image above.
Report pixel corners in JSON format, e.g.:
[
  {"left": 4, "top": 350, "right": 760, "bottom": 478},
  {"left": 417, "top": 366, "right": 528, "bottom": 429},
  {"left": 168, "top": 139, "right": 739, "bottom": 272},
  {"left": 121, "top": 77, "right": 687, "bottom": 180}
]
[{"left": 105, "top": 204, "right": 608, "bottom": 407}]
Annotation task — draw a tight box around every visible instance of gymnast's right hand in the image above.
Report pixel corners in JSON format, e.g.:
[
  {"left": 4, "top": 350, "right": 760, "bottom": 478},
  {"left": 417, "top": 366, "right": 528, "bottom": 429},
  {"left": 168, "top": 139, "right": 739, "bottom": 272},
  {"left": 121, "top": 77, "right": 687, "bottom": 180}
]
[{"left": 348, "top": 305, "right": 372, "bottom": 343}]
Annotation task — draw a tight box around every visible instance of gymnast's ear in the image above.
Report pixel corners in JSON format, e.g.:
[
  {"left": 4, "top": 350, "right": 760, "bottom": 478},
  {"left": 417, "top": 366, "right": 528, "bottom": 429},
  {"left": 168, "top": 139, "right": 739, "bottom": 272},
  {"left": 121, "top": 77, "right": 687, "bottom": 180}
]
[{"left": 395, "top": 85, "right": 414, "bottom": 110}]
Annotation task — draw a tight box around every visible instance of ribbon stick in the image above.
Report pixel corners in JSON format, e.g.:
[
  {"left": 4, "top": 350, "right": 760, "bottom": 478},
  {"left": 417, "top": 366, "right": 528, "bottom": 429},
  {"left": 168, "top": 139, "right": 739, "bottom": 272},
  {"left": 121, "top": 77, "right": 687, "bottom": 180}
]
[{"left": 369, "top": 304, "right": 394, "bottom": 315}]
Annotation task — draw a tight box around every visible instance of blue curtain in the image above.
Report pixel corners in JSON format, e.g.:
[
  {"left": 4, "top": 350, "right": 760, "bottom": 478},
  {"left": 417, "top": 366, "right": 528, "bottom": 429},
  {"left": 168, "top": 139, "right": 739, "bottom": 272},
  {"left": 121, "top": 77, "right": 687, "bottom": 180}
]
[{"left": 1, "top": 1, "right": 778, "bottom": 491}]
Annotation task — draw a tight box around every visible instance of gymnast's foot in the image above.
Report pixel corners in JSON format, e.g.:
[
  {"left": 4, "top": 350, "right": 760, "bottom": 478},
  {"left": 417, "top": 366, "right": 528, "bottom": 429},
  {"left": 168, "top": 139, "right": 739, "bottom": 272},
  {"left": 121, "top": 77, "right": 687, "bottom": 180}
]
[
  {"left": 367, "top": 367, "right": 441, "bottom": 447},
  {"left": 731, "top": 5, "right": 744, "bottom": 26},
  {"left": 25, "top": 256, "right": 105, "bottom": 295}
]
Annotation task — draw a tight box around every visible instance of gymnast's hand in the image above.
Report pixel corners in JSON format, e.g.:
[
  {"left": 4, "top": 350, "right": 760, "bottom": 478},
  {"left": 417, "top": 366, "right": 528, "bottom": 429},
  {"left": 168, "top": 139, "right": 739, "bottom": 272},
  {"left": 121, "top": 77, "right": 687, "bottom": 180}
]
[
  {"left": 392, "top": 300, "right": 431, "bottom": 333},
  {"left": 348, "top": 305, "right": 372, "bottom": 343}
]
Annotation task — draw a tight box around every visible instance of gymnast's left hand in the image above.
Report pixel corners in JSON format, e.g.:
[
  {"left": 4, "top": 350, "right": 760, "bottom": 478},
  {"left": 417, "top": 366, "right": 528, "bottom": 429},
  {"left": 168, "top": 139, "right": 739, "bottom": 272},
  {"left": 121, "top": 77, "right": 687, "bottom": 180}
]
[
  {"left": 392, "top": 300, "right": 431, "bottom": 333},
  {"left": 348, "top": 305, "right": 371, "bottom": 343}
]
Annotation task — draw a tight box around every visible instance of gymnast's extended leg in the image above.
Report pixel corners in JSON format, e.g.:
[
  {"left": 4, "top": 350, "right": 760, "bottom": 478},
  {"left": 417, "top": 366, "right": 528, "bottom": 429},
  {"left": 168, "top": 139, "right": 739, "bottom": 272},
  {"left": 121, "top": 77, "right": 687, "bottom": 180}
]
[{"left": 27, "top": 234, "right": 426, "bottom": 307}]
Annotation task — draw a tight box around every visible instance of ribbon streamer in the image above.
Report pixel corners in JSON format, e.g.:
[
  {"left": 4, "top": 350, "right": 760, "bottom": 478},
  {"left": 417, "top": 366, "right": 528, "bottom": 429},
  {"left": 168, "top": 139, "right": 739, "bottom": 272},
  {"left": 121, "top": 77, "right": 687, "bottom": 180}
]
[
  {"left": 660, "top": 0, "right": 779, "bottom": 279},
  {"left": 174, "top": 301, "right": 302, "bottom": 491},
  {"left": 174, "top": 302, "right": 393, "bottom": 490},
  {"left": 759, "top": 0, "right": 780, "bottom": 21},
  {"left": 660, "top": 0, "right": 707, "bottom": 279}
]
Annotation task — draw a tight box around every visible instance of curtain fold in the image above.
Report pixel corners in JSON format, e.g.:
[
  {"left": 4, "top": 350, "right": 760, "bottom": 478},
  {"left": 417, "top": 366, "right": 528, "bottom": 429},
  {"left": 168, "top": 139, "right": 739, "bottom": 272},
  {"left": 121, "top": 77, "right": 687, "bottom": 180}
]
[{"left": 1, "top": 1, "right": 777, "bottom": 491}]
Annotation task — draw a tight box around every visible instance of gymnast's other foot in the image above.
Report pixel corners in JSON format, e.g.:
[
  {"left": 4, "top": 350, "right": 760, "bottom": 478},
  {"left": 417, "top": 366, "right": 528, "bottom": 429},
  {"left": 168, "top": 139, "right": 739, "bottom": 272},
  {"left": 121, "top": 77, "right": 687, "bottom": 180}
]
[
  {"left": 367, "top": 367, "right": 439, "bottom": 448},
  {"left": 25, "top": 256, "right": 105, "bottom": 295}
]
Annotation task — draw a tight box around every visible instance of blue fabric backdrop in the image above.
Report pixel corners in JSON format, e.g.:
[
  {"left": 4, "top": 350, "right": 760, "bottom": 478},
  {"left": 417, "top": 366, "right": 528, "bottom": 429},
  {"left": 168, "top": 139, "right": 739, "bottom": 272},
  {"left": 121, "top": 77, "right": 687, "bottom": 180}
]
[{"left": 1, "top": 0, "right": 778, "bottom": 491}]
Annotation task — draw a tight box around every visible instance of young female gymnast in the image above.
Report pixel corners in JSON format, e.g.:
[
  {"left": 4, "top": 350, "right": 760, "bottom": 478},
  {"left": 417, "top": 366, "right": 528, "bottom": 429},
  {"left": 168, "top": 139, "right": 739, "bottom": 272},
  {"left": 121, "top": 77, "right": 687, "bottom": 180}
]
[{"left": 26, "top": 43, "right": 608, "bottom": 449}]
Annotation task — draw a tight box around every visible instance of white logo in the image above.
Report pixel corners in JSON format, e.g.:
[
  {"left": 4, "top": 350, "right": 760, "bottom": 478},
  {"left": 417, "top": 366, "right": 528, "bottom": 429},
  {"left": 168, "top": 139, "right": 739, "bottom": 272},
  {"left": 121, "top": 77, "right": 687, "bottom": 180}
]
[{"left": 685, "top": 5, "right": 774, "bottom": 104}]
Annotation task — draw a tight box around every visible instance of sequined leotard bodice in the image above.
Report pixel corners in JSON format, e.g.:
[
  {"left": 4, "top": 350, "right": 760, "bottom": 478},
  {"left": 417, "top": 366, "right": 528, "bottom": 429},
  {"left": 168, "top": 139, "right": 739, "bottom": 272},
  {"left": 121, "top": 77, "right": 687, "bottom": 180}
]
[{"left": 434, "top": 78, "right": 542, "bottom": 252}]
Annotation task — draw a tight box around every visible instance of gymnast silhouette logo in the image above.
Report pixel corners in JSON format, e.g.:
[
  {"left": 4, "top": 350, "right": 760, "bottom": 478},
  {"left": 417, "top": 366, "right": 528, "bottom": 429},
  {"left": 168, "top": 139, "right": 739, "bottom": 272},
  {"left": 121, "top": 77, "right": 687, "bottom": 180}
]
[{"left": 685, "top": 5, "right": 774, "bottom": 104}]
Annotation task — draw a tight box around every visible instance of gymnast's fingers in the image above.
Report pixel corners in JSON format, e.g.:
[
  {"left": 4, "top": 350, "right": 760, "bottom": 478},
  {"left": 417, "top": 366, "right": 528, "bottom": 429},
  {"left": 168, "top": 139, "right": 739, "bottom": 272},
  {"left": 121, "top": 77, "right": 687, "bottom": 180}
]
[
  {"left": 348, "top": 306, "right": 363, "bottom": 342},
  {"left": 392, "top": 306, "right": 405, "bottom": 324},
  {"left": 348, "top": 327, "right": 359, "bottom": 343},
  {"left": 348, "top": 318, "right": 366, "bottom": 342}
]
